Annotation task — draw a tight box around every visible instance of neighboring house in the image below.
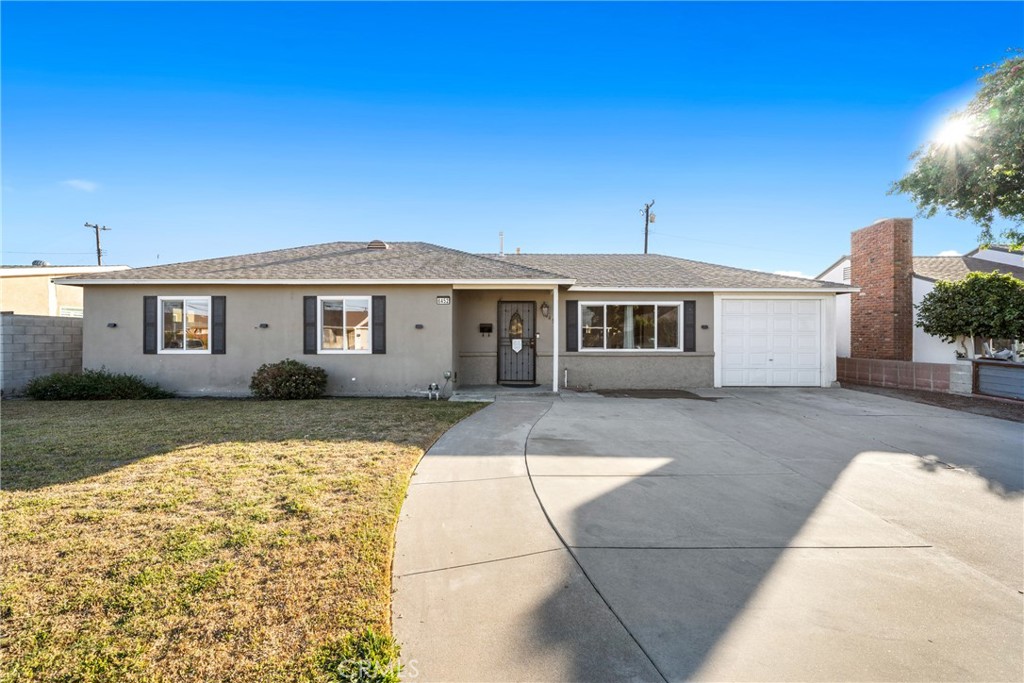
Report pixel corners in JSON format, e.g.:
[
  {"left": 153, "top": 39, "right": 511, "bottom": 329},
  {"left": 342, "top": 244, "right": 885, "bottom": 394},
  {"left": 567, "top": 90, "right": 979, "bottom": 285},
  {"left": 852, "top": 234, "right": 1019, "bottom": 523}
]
[
  {"left": 0, "top": 264, "right": 131, "bottom": 317},
  {"left": 59, "top": 240, "right": 852, "bottom": 396},
  {"left": 818, "top": 218, "right": 1024, "bottom": 363}
]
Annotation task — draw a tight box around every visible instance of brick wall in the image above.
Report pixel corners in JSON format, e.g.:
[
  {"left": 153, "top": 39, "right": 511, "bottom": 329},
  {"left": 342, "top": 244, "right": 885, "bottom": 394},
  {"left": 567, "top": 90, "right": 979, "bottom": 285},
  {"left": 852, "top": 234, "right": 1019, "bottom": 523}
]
[
  {"left": 837, "top": 357, "right": 950, "bottom": 391},
  {"left": 850, "top": 218, "right": 913, "bottom": 360},
  {"left": 0, "top": 313, "right": 83, "bottom": 395}
]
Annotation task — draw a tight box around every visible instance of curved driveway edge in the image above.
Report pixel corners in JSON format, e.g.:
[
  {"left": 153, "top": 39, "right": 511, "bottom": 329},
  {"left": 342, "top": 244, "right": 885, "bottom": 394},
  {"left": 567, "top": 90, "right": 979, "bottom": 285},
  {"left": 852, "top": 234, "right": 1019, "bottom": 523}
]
[
  {"left": 392, "top": 397, "right": 662, "bottom": 682},
  {"left": 393, "top": 389, "right": 1023, "bottom": 682}
]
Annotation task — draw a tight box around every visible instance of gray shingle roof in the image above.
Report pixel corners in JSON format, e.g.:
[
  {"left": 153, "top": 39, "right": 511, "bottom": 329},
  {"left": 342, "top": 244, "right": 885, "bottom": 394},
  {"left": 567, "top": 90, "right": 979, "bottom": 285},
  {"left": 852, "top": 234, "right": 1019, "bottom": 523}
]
[
  {"left": 65, "top": 240, "right": 853, "bottom": 290},
  {"left": 913, "top": 256, "right": 1024, "bottom": 282},
  {"left": 495, "top": 253, "right": 849, "bottom": 289},
  {"left": 69, "top": 242, "right": 567, "bottom": 282}
]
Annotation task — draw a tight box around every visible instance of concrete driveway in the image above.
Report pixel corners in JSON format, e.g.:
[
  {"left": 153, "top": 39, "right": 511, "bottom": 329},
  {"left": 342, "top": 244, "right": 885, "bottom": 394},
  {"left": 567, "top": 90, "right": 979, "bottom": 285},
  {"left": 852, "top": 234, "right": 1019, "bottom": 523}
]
[{"left": 392, "top": 389, "right": 1023, "bottom": 682}]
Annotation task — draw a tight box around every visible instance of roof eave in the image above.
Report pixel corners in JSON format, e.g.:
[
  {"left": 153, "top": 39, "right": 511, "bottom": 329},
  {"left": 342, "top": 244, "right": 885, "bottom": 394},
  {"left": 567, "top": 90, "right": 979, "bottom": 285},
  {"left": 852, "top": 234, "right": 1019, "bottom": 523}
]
[
  {"left": 567, "top": 285, "right": 858, "bottom": 293},
  {"left": 57, "top": 277, "right": 576, "bottom": 287}
]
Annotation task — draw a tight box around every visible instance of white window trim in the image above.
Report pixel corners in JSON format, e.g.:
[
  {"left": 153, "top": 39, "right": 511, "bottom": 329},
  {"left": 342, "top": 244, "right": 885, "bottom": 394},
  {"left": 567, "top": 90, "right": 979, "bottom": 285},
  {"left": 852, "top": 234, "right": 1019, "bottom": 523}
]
[
  {"left": 316, "top": 295, "right": 373, "bottom": 355},
  {"left": 577, "top": 301, "right": 686, "bottom": 352},
  {"left": 157, "top": 295, "right": 213, "bottom": 355}
]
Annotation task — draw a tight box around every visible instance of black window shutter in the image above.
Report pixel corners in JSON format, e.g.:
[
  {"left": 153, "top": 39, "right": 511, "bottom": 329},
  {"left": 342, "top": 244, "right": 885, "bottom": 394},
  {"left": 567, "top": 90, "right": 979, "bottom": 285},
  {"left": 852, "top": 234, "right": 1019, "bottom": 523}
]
[
  {"left": 303, "top": 296, "right": 318, "bottom": 354},
  {"left": 372, "top": 296, "right": 386, "bottom": 354},
  {"left": 143, "top": 296, "right": 158, "bottom": 354},
  {"left": 683, "top": 301, "right": 696, "bottom": 352},
  {"left": 211, "top": 296, "right": 226, "bottom": 354},
  {"left": 565, "top": 300, "right": 578, "bottom": 352}
]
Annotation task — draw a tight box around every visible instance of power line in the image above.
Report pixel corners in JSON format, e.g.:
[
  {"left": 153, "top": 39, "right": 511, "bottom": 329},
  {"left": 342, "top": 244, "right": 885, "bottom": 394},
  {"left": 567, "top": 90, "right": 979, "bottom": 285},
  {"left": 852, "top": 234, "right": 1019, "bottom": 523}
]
[{"left": 3, "top": 250, "right": 97, "bottom": 255}]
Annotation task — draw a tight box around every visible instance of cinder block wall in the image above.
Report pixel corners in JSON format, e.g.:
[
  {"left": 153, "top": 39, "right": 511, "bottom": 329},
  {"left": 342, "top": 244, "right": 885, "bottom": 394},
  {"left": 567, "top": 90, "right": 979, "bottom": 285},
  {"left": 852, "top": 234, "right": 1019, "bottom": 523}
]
[
  {"left": 0, "top": 313, "right": 83, "bottom": 395},
  {"left": 850, "top": 218, "right": 913, "bottom": 360}
]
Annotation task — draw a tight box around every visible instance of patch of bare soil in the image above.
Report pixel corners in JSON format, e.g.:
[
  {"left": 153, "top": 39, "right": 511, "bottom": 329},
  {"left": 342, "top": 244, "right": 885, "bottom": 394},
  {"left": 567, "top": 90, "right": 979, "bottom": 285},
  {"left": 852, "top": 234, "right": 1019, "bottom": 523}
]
[{"left": 844, "top": 384, "right": 1024, "bottom": 423}]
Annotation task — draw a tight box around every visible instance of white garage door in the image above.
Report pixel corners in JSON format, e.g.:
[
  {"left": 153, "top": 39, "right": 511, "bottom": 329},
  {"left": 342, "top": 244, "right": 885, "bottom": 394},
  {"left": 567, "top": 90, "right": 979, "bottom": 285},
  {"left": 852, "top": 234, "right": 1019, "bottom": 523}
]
[{"left": 721, "top": 299, "right": 821, "bottom": 386}]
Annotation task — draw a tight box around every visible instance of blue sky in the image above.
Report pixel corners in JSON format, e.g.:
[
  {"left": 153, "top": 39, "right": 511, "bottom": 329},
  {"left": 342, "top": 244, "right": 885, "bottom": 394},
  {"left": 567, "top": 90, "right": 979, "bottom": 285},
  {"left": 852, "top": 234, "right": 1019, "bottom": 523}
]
[{"left": 2, "top": 2, "right": 1021, "bottom": 277}]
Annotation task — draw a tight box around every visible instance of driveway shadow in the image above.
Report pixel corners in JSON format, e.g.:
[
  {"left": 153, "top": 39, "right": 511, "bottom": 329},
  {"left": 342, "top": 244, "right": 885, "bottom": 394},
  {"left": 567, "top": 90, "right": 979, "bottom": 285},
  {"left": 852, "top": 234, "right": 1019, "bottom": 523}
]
[{"left": 527, "top": 389, "right": 1023, "bottom": 681}]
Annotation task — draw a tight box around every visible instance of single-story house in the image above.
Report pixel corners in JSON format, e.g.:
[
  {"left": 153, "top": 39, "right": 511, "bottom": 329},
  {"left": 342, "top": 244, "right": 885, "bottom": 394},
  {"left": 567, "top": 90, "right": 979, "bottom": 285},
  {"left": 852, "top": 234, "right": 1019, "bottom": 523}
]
[
  {"left": 61, "top": 240, "right": 853, "bottom": 396},
  {"left": 818, "top": 218, "right": 1024, "bottom": 363}
]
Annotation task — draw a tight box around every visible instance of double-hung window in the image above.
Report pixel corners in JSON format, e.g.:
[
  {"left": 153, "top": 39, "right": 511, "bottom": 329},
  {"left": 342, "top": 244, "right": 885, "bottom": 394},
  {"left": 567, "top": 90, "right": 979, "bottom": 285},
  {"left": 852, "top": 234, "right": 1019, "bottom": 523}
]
[
  {"left": 580, "top": 303, "right": 680, "bottom": 350},
  {"left": 158, "top": 296, "right": 211, "bottom": 353},
  {"left": 318, "top": 296, "right": 371, "bottom": 353}
]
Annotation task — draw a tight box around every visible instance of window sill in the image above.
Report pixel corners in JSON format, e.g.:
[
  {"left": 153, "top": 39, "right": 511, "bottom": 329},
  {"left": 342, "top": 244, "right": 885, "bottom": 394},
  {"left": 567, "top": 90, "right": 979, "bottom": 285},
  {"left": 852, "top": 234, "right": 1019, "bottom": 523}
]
[{"left": 316, "top": 350, "right": 372, "bottom": 355}]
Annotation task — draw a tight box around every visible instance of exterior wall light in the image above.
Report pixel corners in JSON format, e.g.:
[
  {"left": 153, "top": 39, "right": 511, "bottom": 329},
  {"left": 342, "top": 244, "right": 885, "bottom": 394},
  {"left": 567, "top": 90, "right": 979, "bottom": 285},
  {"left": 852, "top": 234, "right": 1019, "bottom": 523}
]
[{"left": 540, "top": 302, "right": 551, "bottom": 318}]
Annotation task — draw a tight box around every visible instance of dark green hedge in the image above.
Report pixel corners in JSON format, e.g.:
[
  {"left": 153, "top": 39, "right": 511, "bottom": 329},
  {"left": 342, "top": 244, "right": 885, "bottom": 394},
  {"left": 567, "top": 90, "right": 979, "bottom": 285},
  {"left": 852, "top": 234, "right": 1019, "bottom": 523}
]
[{"left": 25, "top": 370, "right": 173, "bottom": 400}]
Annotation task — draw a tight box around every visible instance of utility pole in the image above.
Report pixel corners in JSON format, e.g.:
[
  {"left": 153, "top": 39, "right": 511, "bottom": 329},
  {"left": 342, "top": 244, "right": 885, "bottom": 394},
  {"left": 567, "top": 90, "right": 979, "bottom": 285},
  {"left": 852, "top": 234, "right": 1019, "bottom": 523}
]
[
  {"left": 640, "top": 200, "right": 655, "bottom": 254},
  {"left": 84, "top": 222, "right": 111, "bottom": 265}
]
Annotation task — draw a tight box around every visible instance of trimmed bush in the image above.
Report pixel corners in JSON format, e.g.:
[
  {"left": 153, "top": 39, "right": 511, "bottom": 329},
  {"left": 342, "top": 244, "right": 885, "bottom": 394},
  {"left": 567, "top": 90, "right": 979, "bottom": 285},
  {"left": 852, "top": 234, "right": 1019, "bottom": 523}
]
[
  {"left": 249, "top": 359, "right": 328, "bottom": 400},
  {"left": 25, "top": 370, "right": 173, "bottom": 400}
]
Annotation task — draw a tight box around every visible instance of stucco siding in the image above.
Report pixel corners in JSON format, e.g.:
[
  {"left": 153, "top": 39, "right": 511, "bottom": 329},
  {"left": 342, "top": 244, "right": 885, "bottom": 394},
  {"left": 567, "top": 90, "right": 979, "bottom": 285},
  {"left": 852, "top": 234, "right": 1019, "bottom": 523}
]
[
  {"left": 560, "top": 291, "right": 715, "bottom": 389},
  {"left": 83, "top": 284, "right": 455, "bottom": 396},
  {"left": 563, "top": 353, "right": 714, "bottom": 390}
]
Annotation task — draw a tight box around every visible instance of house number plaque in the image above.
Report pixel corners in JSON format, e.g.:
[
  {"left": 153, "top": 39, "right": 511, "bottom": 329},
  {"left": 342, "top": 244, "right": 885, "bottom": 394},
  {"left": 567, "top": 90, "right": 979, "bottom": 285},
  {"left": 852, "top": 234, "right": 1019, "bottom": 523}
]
[{"left": 436, "top": 296, "right": 451, "bottom": 305}]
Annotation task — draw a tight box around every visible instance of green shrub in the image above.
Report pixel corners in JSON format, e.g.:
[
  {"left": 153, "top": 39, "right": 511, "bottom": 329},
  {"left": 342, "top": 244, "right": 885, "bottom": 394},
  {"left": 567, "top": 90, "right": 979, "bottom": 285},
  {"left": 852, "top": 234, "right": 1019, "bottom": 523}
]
[
  {"left": 308, "top": 628, "right": 403, "bottom": 683},
  {"left": 25, "top": 370, "right": 173, "bottom": 400},
  {"left": 249, "top": 359, "right": 328, "bottom": 400}
]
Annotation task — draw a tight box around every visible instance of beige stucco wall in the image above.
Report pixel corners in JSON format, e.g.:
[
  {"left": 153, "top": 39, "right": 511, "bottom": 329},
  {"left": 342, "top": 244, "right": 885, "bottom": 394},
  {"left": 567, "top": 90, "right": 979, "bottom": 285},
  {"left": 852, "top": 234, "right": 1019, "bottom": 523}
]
[
  {"left": 560, "top": 292, "right": 715, "bottom": 390},
  {"left": 82, "top": 283, "right": 837, "bottom": 394},
  {"left": 1, "top": 275, "right": 85, "bottom": 316},
  {"left": 83, "top": 284, "right": 455, "bottom": 396}
]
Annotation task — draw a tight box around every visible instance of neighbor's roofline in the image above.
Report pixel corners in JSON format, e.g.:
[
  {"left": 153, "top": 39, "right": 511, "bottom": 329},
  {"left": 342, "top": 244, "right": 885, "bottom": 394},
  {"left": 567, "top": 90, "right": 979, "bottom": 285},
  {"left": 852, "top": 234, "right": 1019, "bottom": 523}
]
[
  {"left": 965, "top": 244, "right": 1023, "bottom": 257},
  {"left": 1, "top": 265, "right": 130, "bottom": 277},
  {"left": 814, "top": 255, "right": 850, "bottom": 281}
]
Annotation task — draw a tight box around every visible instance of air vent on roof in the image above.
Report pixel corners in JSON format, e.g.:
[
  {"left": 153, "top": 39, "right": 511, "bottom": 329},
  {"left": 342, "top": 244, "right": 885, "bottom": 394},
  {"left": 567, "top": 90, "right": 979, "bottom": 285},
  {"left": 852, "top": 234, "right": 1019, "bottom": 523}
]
[{"left": 367, "top": 240, "right": 390, "bottom": 251}]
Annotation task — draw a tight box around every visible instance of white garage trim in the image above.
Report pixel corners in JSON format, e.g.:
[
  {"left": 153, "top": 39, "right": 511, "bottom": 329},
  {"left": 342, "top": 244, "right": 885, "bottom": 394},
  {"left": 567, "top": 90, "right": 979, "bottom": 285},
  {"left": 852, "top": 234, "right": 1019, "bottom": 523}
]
[{"left": 713, "top": 293, "right": 837, "bottom": 388}]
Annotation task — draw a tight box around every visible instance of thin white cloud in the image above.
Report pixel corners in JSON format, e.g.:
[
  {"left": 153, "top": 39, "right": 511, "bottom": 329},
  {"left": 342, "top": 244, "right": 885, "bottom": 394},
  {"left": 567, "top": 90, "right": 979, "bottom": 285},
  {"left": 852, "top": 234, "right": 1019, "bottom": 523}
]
[
  {"left": 937, "top": 249, "right": 961, "bottom": 256},
  {"left": 62, "top": 179, "right": 99, "bottom": 192},
  {"left": 773, "top": 270, "right": 812, "bottom": 279}
]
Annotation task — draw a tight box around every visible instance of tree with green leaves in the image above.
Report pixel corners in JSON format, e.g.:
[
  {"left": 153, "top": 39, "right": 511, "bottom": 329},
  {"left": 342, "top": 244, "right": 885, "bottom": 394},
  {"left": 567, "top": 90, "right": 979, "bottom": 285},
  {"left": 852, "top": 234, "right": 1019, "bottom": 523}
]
[
  {"left": 891, "top": 53, "right": 1024, "bottom": 248},
  {"left": 915, "top": 271, "right": 1024, "bottom": 357}
]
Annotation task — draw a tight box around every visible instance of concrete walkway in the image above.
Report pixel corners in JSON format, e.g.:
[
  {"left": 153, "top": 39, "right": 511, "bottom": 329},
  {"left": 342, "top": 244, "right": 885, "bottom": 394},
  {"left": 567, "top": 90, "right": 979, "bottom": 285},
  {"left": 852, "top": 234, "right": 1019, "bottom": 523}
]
[{"left": 392, "top": 389, "right": 1023, "bottom": 682}]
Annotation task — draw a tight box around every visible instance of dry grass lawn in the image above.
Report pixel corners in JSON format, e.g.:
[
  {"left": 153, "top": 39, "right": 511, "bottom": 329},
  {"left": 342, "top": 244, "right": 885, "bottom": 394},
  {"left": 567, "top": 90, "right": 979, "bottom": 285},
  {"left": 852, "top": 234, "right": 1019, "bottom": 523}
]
[{"left": 1, "top": 398, "right": 481, "bottom": 682}]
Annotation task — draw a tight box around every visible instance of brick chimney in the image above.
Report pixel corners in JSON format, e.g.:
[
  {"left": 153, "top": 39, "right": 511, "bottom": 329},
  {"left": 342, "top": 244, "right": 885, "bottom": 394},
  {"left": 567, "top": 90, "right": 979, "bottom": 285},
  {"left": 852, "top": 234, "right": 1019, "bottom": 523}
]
[{"left": 850, "top": 218, "right": 913, "bottom": 360}]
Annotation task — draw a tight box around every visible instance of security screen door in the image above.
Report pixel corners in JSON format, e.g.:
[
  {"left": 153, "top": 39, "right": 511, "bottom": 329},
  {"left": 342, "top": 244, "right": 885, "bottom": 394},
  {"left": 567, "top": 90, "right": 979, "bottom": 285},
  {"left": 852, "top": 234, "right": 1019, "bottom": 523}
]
[{"left": 497, "top": 301, "right": 536, "bottom": 385}]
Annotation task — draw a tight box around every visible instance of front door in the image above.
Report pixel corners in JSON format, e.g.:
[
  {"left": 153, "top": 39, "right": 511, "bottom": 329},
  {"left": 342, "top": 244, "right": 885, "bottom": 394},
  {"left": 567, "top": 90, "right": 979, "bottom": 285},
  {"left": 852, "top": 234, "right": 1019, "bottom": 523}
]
[{"left": 498, "top": 301, "right": 536, "bottom": 385}]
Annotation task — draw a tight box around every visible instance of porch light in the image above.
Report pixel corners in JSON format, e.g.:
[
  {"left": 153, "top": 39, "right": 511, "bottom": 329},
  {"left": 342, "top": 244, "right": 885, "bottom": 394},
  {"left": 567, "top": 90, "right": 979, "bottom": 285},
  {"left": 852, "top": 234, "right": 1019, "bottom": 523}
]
[{"left": 540, "top": 302, "right": 551, "bottom": 319}]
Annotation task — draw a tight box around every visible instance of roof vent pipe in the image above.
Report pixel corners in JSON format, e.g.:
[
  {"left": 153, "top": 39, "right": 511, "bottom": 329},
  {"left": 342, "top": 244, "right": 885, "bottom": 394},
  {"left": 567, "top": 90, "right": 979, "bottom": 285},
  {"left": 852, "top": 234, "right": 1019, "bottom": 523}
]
[
  {"left": 499, "top": 231, "right": 504, "bottom": 258},
  {"left": 367, "top": 240, "right": 389, "bottom": 251}
]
